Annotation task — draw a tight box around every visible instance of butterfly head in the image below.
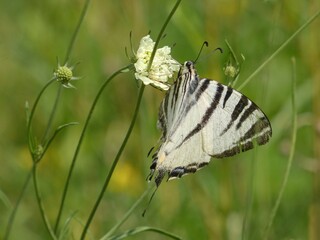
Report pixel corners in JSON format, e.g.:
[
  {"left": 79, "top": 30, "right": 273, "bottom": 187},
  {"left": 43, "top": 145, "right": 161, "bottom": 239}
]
[
  {"left": 178, "top": 61, "right": 197, "bottom": 78},
  {"left": 177, "top": 61, "right": 199, "bottom": 93},
  {"left": 184, "top": 60, "right": 195, "bottom": 71}
]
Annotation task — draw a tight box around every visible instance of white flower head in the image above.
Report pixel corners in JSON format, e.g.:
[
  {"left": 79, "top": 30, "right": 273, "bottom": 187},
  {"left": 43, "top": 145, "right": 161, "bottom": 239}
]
[{"left": 134, "top": 35, "right": 179, "bottom": 90}]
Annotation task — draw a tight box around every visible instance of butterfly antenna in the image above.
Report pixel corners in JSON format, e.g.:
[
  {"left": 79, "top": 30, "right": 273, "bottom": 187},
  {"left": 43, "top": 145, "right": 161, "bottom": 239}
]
[
  {"left": 213, "top": 47, "right": 223, "bottom": 54},
  {"left": 142, "top": 185, "right": 158, "bottom": 217},
  {"left": 194, "top": 41, "right": 209, "bottom": 63}
]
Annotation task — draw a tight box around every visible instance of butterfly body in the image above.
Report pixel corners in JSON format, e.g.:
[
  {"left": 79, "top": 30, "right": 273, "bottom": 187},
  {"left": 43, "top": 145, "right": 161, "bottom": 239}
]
[{"left": 148, "top": 61, "right": 272, "bottom": 186}]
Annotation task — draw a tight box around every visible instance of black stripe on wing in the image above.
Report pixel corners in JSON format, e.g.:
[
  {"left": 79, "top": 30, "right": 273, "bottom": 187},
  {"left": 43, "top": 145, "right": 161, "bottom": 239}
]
[
  {"left": 148, "top": 61, "right": 273, "bottom": 188},
  {"left": 176, "top": 82, "right": 224, "bottom": 148},
  {"left": 240, "top": 116, "right": 271, "bottom": 144},
  {"left": 220, "top": 95, "right": 249, "bottom": 136},
  {"left": 152, "top": 161, "right": 210, "bottom": 187},
  {"left": 223, "top": 87, "right": 233, "bottom": 108},
  {"left": 158, "top": 69, "right": 190, "bottom": 137},
  {"left": 236, "top": 102, "right": 258, "bottom": 129},
  {"left": 171, "top": 73, "right": 182, "bottom": 109},
  {"left": 168, "top": 162, "right": 209, "bottom": 180},
  {"left": 212, "top": 116, "right": 272, "bottom": 158},
  {"left": 195, "top": 79, "right": 210, "bottom": 101}
]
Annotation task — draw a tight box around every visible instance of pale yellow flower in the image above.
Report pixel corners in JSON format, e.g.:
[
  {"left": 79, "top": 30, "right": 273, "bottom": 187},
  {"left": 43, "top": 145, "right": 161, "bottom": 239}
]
[{"left": 134, "top": 35, "right": 179, "bottom": 90}]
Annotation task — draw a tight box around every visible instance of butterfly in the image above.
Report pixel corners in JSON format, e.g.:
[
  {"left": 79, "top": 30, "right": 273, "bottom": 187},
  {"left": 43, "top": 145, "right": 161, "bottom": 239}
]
[{"left": 147, "top": 61, "right": 272, "bottom": 187}]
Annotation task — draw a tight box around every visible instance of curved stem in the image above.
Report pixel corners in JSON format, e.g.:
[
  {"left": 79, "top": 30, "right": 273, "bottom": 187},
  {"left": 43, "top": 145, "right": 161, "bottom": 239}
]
[
  {"left": 80, "top": 85, "right": 145, "bottom": 240},
  {"left": 8, "top": 1, "right": 92, "bottom": 238},
  {"left": 27, "top": 82, "right": 63, "bottom": 240},
  {"left": 104, "top": 226, "right": 182, "bottom": 240},
  {"left": 4, "top": 78, "right": 56, "bottom": 240},
  {"left": 27, "top": 79, "right": 56, "bottom": 153},
  {"left": 42, "top": 122, "right": 79, "bottom": 157},
  {"left": 54, "top": 64, "right": 133, "bottom": 233}
]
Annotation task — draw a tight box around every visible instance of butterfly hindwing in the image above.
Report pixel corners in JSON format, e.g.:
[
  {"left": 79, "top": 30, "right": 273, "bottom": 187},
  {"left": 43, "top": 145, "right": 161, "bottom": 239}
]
[
  {"left": 149, "top": 61, "right": 272, "bottom": 186},
  {"left": 198, "top": 79, "right": 271, "bottom": 158}
]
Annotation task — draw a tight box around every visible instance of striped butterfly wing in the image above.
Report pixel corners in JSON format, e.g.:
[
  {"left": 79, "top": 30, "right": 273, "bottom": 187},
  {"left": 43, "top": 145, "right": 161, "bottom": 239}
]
[{"left": 148, "top": 61, "right": 272, "bottom": 186}]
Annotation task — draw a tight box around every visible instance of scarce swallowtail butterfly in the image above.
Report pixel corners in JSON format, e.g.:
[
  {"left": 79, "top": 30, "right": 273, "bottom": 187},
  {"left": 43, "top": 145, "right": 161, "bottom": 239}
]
[{"left": 148, "top": 61, "right": 272, "bottom": 187}]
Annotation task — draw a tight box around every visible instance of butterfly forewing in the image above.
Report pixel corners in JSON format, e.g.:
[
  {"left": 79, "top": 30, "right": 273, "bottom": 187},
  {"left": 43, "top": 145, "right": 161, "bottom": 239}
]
[{"left": 149, "top": 61, "right": 272, "bottom": 186}]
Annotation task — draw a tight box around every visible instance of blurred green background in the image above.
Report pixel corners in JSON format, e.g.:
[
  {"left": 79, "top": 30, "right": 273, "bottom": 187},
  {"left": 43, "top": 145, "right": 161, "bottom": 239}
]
[{"left": 1, "top": 0, "right": 319, "bottom": 239}]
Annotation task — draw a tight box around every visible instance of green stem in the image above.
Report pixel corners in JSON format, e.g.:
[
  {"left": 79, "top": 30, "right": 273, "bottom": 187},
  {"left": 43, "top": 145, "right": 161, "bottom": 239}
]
[
  {"left": 80, "top": 1, "right": 182, "bottom": 238},
  {"left": 42, "top": 122, "right": 79, "bottom": 157},
  {"left": 101, "top": 187, "right": 152, "bottom": 239},
  {"left": 41, "top": 85, "right": 62, "bottom": 144},
  {"left": 237, "top": 10, "right": 320, "bottom": 91},
  {"left": 147, "top": 0, "right": 182, "bottom": 71},
  {"left": 3, "top": 170, "right": 32, "bottom": 240},
  {"left": 7, "top": 0, "right": 91, "bottom": 237},
  {"left": 63, "top": 0, "right": 91, "bottom": 64},
  {"left": 27, "top": 79, "right": 56, "bottom": 153},
  {"left": 53, "top": 0, "right": 91, "bottom": 233},
  {"left": 263, "top": 58, "right": 297, "bottom": 239},
  {"left": 80, "top": 85, "right": 145, "bottom": 240},
  {"left": 241, "top": 149, "right": 257, "bottom": 240},
  {"left": 32, "top": 164, "right": 57, "bottom": 239},
  {"left": 54, "top": 64, "right": 132, "bottom": 233},
  {"left": 225, "top": 39, "right": 241, "bottom": 87},
  {"left": 27, "top": 81, "right": 63, "bottom": 239},
  {"left": 4, "top": 78, "right": 56, "bottom": 240}
]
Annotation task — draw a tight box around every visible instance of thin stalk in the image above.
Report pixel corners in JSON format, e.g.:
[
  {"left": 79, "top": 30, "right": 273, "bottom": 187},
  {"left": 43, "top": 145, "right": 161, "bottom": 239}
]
[
  {"left": 225, "top": 39, "right": 242, "bottom": 88},
  {"left": 241, "top": 149, "right": 257, "bottom": 240},
  {"left": 24, "top": 122, "right": 78, "bottom": 238},
  {"left": 27, "top": 79, "right": 56, "bottom": 152},
  {"left": 63, "top": 0, "right": 91, "bottom": 64},
  {"left": 41, "top": 85, "right": 62, "bottom": 144},
  {"left": 27, "top": 82, "right": 64, "bottom": 240},
  {"left": 3, "top": 170, "right": 32, "bottom": 240},
  {"left": 147, "top": 0, "right": 182, "bottom": 71},
  {"left": 237, "top": 10, "right": 320, "bottom": 91},
  {"left": 310, "top": 19, "right": 320, "bottom": 239},
  {"left": 80, "top": 85, "right": 145, "bottom": 240},
  {"left": 100, "top": 172, "right": 153, "bottom": 239},
  {"left": 42, "top": 122, "right": 79, "bottom": 156},
  {"left": 53, "top": 0, "right": 91, "bottom": 232},
  {"left": 4, "top": 78, "right": 56, "bottom": 240},
  {"left": 54, "top": 64, "right": 133, "bottom": 233},
  {"left": 7, "top": 0, "right": 91, "bottom": 237},
  {"left": 263, "top": 57, "right": 297, "bottom": 239},
  {"left": 80, "top": 1, "right": 182, "bottom": 238},
  {"left": 32, "top": 164, "right": 57, "bottom": 239}
]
